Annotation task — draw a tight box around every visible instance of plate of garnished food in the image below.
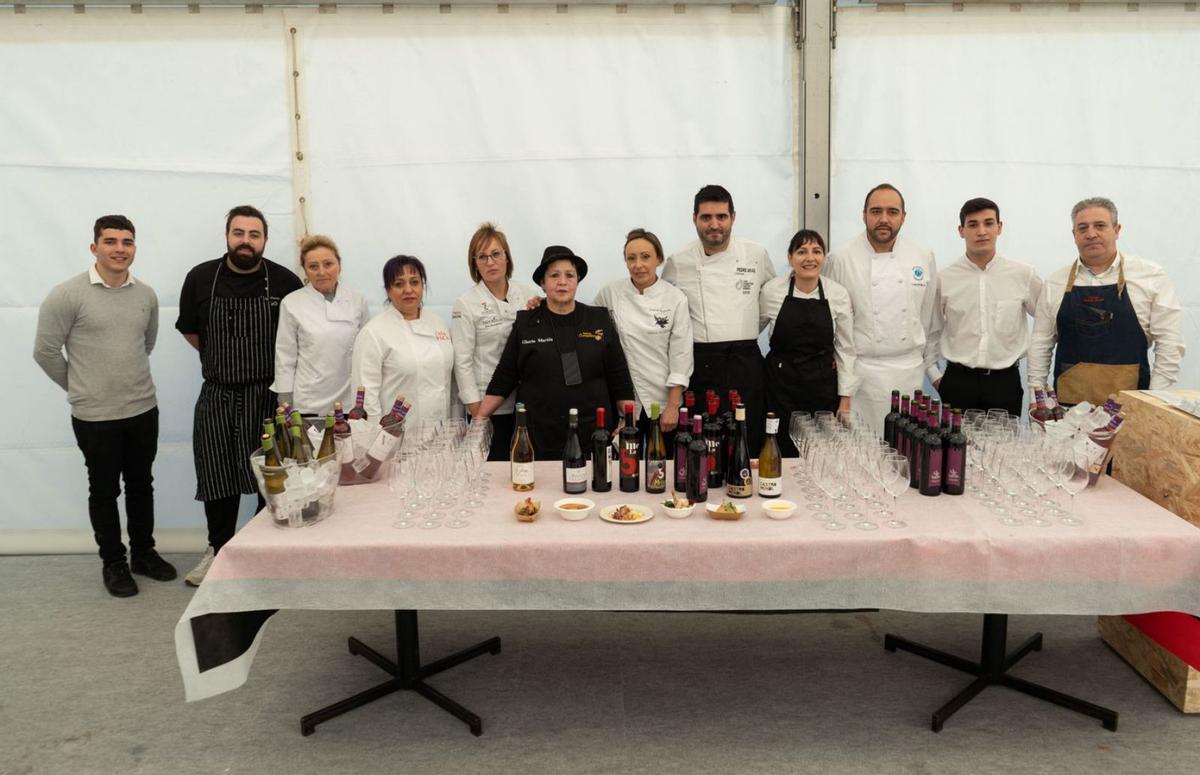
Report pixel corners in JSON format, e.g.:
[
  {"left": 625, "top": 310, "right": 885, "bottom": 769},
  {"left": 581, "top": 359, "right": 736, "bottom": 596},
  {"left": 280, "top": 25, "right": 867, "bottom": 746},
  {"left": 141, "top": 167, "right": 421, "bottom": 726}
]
[
  {"left": 599, "top": 503, "right": 654, "bottom": 524},
  {"left": 705, "top": 500, "right": 746, "bottom": 521},
  {"left": 660, "top": 492, "right": 695, "bottom": 519}
]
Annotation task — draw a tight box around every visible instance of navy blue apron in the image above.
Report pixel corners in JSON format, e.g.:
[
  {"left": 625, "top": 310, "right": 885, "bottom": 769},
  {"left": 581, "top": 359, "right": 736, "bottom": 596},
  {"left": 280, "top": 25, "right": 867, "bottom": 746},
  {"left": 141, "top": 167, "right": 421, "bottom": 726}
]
[{"left": 1052, "top": 255, "right": 1149, "bottom": 407}]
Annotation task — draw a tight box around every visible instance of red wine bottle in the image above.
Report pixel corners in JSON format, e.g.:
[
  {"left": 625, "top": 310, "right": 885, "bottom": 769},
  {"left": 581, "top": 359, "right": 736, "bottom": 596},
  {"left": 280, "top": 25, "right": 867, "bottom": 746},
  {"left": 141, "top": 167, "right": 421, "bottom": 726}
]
[
  {"left": 704, "top": 394, "right": 725, "bottom": 490},
  {"left": 591, "top": 406, "right": 612, "bottom": 492},
  {"left": 332, "top": 402, "right": 356, "bottom": 484},
  {"left": 619, "top": 402, "right": 641, "bottom": 492},
  {"left": 355, "top": 396, "right": 408, "bottom": 479},
  {"left": 1046, "top": 388, "right": 1067, "bottom": 420},
  {"left": 562, "top": 408, "right": 587, "bottom": 494},
  {"left": 1030, "top": 387, "right": 1054, "bottom": 424},
  {"left": 673, "top": 407, "right": 691, "bottom": 493},
  {"left": 347, "top": 386, "right": 368, "bottom": 420},
  {"left": 883, "top": 390, "right": 901, "bottom": 447},
  {"left": 895, "top": 394, "right": 911, "bottom": 458},
  {"left": 919, "top": 404, "right": 943, "bottom": 496},
  {"left": 943, "top": 409, "right": 966, "bottom": 495},
  {"left": 910, "top": 398, "right": 928, "bottom": 489},
  {"left": 685, "top": 415, "right": 708, "bottom": 503}
]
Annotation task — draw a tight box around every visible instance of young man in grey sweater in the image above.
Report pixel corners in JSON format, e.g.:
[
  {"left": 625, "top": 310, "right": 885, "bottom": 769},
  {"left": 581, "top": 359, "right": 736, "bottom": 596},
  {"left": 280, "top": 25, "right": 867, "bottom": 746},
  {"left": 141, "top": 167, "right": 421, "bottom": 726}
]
[{"left": 33, "top": 215, "right": 177, "bottom": 597}]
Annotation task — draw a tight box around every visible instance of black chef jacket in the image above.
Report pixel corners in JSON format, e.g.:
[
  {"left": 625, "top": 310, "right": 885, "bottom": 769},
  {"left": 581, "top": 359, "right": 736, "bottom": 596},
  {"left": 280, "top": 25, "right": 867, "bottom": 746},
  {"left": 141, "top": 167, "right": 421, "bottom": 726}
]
[{"left": 486, "top": 303, "right": 635, "bottom": 460}]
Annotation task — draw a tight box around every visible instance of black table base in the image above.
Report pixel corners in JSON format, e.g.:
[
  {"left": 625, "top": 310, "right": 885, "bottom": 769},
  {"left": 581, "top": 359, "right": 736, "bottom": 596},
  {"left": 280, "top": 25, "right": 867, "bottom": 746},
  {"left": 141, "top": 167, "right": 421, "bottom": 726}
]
[
  {"left": 884, "top": 613, "right": 1118, "bottom": 732},
  {"left": 300, "top": 610, "right": 501, "bottom": 737}
]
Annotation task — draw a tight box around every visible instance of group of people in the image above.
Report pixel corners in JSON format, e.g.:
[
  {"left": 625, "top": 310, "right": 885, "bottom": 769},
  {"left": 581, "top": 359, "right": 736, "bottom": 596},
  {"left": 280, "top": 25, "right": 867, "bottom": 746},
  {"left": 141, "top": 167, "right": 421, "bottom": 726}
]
[{"left": 34, "top": 186, "right": 1186, "bottom": 597}]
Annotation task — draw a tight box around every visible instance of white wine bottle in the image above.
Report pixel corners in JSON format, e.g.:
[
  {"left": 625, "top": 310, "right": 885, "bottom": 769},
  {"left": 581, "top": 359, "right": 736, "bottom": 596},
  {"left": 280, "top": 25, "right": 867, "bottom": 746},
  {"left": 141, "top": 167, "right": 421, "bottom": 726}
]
[
  {"left": 511, "top": 406, "right": 535, "bottom": 491},
  {"left": 757, "top": 412, "right": 782, "bottom": 498}
]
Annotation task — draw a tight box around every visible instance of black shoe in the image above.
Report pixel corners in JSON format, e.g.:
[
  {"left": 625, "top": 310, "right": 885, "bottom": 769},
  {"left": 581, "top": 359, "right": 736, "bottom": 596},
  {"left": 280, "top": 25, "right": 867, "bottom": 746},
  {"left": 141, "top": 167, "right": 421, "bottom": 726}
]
[
  {"left": 103, "top": 562, "right": 139, "bottom": 598},
  {"left": 131, "top": 550, "right": 178, "bottom": 582}
]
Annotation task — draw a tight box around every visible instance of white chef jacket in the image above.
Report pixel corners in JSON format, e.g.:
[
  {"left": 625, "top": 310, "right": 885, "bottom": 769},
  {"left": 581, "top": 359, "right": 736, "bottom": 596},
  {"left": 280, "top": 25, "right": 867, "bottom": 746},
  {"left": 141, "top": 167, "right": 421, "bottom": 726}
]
[
  {"left": 1028, "top": 253, "right": 1185, "bottom": 392},
  {"left": 450, "top": 280, "right": 539, "bottom": 415},
  {"left": 932, "top": 254, "right": 1042, "bottom": 380},
  {"left": 271, "top": 282, "right": 370, "bottom": 415},
  {"left": 662, "top": 238, "right": 776, "bottom": 343},
  {"left": 759, "top": 274, "right": 861, "bottom": 397},
  {"left": 351, "top": 306, "right": 457, "bottom": 439},
  {"left": 593, "top": 277, "right": 694, "bottom": 416}
]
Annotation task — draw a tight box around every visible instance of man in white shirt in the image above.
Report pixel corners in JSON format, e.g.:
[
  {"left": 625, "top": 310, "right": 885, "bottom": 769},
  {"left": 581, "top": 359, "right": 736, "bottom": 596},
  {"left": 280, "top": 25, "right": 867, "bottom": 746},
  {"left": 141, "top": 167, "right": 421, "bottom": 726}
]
[
  {"left": 824, "top": 184, "right": 940, "bottom": 435},
  {"left": 1029, "top": 197, "right": 1185, "bottom": 406},
  {"left": 932, "top": 198, "right": 1042, "bottom": 417},
  {"left": 662, "top": 185, "right": 776, "bottom": 449}
]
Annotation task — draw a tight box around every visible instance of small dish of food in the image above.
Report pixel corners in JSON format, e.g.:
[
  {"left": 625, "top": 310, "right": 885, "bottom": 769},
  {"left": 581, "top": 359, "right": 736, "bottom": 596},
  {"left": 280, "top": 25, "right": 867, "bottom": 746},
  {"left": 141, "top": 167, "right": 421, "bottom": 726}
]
[
  {"left": 705, "top": 500, "right": 746, "bottom": 521},
  {"left": 514, "top": 497, "right": 541, "bottom": 522},
  {"left": 599, "top": 504, "right": 654, "bottom": 524},
  {"left": 761, "top": 499, "right": 798, "bottom": 520},
  {"left": 660, "top": 493, "right": 695, "bottom": 519},
  {"left": 553, "top": 497, "right": 596, "bottom": 521}
]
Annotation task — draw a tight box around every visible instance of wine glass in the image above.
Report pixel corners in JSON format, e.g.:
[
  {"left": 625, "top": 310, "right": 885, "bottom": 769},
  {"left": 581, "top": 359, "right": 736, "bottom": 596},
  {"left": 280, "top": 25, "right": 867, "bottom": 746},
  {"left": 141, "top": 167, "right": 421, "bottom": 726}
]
[
  {"left": 414, "top": 450, "right": 444, "bottom": 529},
  {"left": 388, "top": 451, "right": 417, "bottom": 529},
  {"left": 880, "top": 454, "right": 908, "bottom": 529},
  {"left": 811, "top": 454, "right": 846, "bottom": 531},
  {"left": 1055, "top": 443, "right": 1088, "bottom": 527},
  {"left": 443, "top": 453, "right": 473, "bottom": 528}
]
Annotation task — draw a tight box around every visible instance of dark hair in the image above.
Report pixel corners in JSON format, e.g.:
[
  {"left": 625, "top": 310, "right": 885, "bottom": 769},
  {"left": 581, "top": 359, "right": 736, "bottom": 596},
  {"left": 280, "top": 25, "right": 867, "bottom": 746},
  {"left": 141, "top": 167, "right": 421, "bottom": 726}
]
[
  {"left": 787, "top": 229, "right": 827, "bottom": 255},
  {"left": 623, "top": 228, "right": 664, "bottom": 262},
  {"left": 959, "top": 197, "right": 1001, "bottom": 226},
  {"left": 93, "top": 214, "right": 135, "bottom": 242},
  {"left": 693, "top": 184, "right": 735, "bottom": 216},
  {"left": 863, "top": 183, "right": 905, "bottom": 213},
  {"left": 382, "top": 255, "right": 427, "bottom": 291},
  {"left": 225, "top": 205, "right": 269, "bottom": 239},
  {"left": 467, "top": 222, "right": 514, "bottom": 284}
]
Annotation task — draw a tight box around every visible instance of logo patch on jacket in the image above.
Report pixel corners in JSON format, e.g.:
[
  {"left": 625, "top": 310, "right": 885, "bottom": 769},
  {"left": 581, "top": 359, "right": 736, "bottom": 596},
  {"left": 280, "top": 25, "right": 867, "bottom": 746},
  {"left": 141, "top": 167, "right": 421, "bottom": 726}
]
[
  {"left": 579, "top": 328, "right": 605, "bottom": 342},
  {"left": 912, "top": 266, "right": 925, "bottom": 281}
]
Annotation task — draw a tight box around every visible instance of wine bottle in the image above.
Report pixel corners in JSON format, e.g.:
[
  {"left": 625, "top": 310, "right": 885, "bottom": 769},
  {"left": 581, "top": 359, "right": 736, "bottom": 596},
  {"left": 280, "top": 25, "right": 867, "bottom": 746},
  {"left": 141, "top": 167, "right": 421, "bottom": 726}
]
[
  {"left": 685, "top": 415, "right": 708, "bottom": 503},
  {"left": 332, "top": 402, "right": 357, "bottom": 484},
  {"left": 289, "top": 424, "right": 311, "bottom": 463},
  {"left": 725, "top": 405, "right": 753, "bottom": 498},
  {"left": 684, "top": 390, "right": 696, "bottom": 417},
  {"left": 910, "top": 398, "right": 927, "bottom": 489},
  {"left": 511, "top": 405, "right": 535, "bottom": 491},
  {"left": 704, "top": 394, "right": 725, "bottom": 490},
  {"left": 895, "top": 394, "right": 911, "bottom": 458},
  {"left": 1030, "top": 387, "right": 1054, "bottom": 424},
  {"left": 919, "top": 404, "right": 943, "bottom": 496},
  {"left": 673, "top": 407, "right": 691, "bottom": 493},
  {"left": 274, "top": 408, "right": 291, "bottom": 459},
  {"left": 563, "top": 408, "right": 587, "bottom": 494},
  {"left": 317, "top": 414, "right": 337, "bottom": 460},
  {"left": 944, "top": 409, "right": 966, "bottom": 495},
  {"left": 347, "top": 386, "right": 368, "bottom": 420},
  {"left": 758, "top": 411, "right": 783, "bottom": 498},
  {"left": 290, "top": 410, "right": 315, "bottom": 459},
  {"left": 355, "top": 396, "right": 409, "bottom": 479},
  {"left": 260, "top": 433, "right": 287, "bottom": 495},
  {"left": 883, "top": 390, "right": 901, "bottom": 447},
  {"left": 645, "top": 402, "right": 667, "bottom": 494},
  {"left": 619, "top": 402, "right": 641, "bottom": 492},
  {"left": 723, "top": 407, "right": 737, "bottom": 484},
  {"left": 1046, "top": 388, "right": 1067, "bottom": 421},
  {"left": 591, "top": 406, "right": 612, "bottom": 492}
]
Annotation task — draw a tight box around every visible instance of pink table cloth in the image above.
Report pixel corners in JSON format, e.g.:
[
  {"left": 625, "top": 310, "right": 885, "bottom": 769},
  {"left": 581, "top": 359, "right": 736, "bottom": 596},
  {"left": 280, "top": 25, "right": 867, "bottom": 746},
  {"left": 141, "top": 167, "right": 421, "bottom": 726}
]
[{"left": 177, "top": 461, "right": 1200, "bottom": 700}]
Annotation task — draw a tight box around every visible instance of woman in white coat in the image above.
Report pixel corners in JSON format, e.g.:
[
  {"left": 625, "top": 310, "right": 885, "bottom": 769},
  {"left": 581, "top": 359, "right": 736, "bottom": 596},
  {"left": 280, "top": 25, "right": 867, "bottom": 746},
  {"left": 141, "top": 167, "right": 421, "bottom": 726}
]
[
  {"left": 450, "top": 223, "right": 538, "bottom": 460},
  {"left": 272, "top": 234, "right": 370, "bottom": 416},
  {"left": 352, "top": 256, "right": 456, "bottom": 441}
]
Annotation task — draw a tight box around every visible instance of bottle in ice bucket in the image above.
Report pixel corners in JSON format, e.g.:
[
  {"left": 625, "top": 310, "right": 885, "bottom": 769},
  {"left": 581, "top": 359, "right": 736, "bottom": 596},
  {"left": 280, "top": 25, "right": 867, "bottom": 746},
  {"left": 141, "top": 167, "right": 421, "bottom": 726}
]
[
  {"left": 260, "top": 433, "right": 287, "bottom": 495},
  {"left": 511, "top": 405, "right": 535, "bottom": 491},
  {"left": 289, "top": 410, "right": 315, "bottom": 459},
  {"left": 347, "top": 386, "right": 369, "bottom": 420},
  {"left": 317, "top": 414, "right": 337, "bottom": 460},
  {"left": 1030, "top": 387, "right": 1054, "bottom": 424},
  {"left": 355, "top": 395, "right": 409, "bottom": 480},
  {"left": 274, "top": 407, "right": 291, "bottom": 459},
  {"left": 333, "top": 402, "right": 356, "bottom": 484},
  {"left": 1046, "top": 388, "right": 1067, "bottom": 421},
  {"left": 1083, "top": 411, "right": 1126, "bottom": 484}
]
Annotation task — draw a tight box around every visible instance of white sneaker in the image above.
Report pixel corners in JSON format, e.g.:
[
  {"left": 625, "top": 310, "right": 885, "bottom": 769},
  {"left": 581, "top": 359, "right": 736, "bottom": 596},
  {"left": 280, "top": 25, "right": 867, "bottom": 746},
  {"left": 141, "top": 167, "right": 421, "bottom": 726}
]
[{"left": 185, "top": 546, "right": 215, "bottom": 587}]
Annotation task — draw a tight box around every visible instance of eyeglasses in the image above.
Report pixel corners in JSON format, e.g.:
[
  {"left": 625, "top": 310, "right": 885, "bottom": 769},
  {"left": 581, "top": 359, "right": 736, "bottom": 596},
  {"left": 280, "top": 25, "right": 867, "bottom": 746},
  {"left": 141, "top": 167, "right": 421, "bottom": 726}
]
[{"left": 474, "top": 251, "right": 505, "bottom": 264}]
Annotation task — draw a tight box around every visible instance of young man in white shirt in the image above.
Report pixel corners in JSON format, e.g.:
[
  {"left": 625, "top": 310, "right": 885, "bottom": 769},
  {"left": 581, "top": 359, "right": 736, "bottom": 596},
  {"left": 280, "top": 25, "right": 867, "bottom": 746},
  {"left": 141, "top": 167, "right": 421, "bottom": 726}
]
[
  {"left": 1029, "top": 196, "right": 1185, "bottom": 406},
  {"left": 824, "top": 184, "right": 940, "bottom": 434},
  {"left": 662, "top": 185, "right": 776, "bottom": 449},
  {"left": 931, "top": 198, "right": 1042, "bottom": 417}
]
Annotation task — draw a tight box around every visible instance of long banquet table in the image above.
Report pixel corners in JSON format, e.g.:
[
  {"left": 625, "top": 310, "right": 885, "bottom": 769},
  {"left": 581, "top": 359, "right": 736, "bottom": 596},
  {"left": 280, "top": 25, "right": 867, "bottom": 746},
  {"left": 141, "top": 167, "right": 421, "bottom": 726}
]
[{"left": 175, "top": 461, "right": 1200, "bottom": 730}]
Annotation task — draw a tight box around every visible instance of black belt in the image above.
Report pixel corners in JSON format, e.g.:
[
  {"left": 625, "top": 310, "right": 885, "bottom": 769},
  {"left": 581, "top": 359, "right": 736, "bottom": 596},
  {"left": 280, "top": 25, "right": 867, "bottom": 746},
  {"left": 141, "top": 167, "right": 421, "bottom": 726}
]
[
  {"left": 694, "top": 339, "right": 760, "bottom": 355},
  {"left": 946, "top": 361, "right": 1018, "bottom": 376}
]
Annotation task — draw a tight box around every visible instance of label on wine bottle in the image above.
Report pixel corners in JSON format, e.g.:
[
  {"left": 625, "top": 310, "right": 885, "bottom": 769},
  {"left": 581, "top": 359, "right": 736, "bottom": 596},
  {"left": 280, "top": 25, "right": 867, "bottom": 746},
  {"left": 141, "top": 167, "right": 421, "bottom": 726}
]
[
  {"left": 945, "top": 450, "right": 964, "bottom": 488},
  {"left": 727, "top": 468, "right": 752, "bottom": 497},
  {"left": 758, "top": 476, "right": 781, "bottom": 497},
  {"left": 645, "top": 460, "right": 666, "bottom": 492},
  {"left": 565, "top": 466, "right": 587, "bottom": 485},
  {"left": 366, "top": 428, "right": 402, "bottom": 461},
  {"left": 512, "top": 462, "right": 535, "bottom": 486},
  {"left": 337, "top": 438, "right": 354, "bottom": 465},
  {"left": 765, "top": 417, "right": 779, "bottom": 435}
]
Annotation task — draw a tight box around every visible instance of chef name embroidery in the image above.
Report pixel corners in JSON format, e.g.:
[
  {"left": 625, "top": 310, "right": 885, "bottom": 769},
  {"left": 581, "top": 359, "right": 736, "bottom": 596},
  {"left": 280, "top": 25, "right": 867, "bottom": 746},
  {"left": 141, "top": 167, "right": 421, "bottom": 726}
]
[
  {"left": 579, "top": 329, "right": 605, "bottom": 342},
  {"left": 435, "top": 330, "right": 450, "bottom": 341}
]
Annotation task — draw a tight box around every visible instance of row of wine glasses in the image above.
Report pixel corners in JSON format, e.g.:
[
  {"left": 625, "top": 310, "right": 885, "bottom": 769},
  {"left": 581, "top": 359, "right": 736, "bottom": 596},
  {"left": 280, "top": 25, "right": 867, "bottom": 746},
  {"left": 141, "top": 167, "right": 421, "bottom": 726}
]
[{"left": 387, "top": 417, "right": 493, "bottom": 530}]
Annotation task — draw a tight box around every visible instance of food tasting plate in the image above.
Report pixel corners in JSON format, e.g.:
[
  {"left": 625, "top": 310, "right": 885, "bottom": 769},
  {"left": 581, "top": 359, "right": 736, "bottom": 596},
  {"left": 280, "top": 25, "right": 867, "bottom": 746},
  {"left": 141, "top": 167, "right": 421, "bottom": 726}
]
[
  {"left": 599, "top": 504, "right": 654, "bottom": 524},
  {"left": 553, "top": 497, "right": 596, "bottom": 521},
  {"left": 761, "top": 500, "right": 798, "bottom": 520}
]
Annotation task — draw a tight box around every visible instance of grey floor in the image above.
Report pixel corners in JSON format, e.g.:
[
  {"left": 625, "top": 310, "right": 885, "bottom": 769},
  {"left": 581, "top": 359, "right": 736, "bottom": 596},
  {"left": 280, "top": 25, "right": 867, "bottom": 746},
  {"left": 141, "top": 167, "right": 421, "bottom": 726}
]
[{"left": 2, "top": 554, "right": 1195, "bottom": 775}]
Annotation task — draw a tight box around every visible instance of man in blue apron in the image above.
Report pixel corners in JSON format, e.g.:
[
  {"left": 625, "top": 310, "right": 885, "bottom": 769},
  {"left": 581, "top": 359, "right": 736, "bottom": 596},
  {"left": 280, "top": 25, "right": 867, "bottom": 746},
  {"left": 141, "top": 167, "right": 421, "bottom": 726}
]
[
  {"left": 1028, "top": 197, "right": 1185, "bottom": 407},
  {"left": 176, "top": 206, "right": 303, "bottom": 585}
]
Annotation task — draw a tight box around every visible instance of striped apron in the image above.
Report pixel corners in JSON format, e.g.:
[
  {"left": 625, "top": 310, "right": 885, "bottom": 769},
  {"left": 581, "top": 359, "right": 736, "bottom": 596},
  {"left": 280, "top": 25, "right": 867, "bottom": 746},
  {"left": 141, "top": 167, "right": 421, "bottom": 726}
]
[{"left": 192, "top": 263, "right": 278, "bottom": 501}]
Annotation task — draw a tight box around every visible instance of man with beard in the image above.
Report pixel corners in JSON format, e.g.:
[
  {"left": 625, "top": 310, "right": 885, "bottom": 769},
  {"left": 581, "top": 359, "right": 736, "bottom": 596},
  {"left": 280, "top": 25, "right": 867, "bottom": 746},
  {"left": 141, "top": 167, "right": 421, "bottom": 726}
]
[
  {"left": 176, "top": 205, "right": 302, "bottom": 585},
  {"left": 663, "top": 185, "right": 776, "bottom": 449},
  {"left": 824, "top": 184, "right": 940, "bottom": 434}
]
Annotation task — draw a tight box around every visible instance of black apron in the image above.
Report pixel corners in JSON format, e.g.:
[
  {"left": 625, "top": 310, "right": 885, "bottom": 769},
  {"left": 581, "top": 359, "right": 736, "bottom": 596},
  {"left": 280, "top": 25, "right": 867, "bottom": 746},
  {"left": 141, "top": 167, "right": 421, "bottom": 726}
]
[
  {"left": 1052, "top": 256, "right": 1150, "bottom": 407},
  {"left": 764, "top": 277, "right": 839, "bottom": 457},
  {"left": 192, "top": 263, "right": 278, "bottom": 501},
  {"left": 689, "top": 340, "right": 766, "bottom": 452}
]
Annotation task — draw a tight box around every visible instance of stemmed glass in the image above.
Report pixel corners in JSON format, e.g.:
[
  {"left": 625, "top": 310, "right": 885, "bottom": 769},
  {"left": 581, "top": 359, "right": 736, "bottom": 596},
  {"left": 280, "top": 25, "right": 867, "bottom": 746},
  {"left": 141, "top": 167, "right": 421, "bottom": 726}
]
[
  {"left": 443, "top": 451, "right": 473, "bottom": 528},
  {"left": 388, "top": 451, "right": 418, "bottom": 529},
  {"left": 811, "top": 453, "right": 846, "bottom": 531},
  {"left": 880, "top": 454, "right": 909, "bottom": 529},
  {"left": 414, "top": 449, "right": 444, "bottom": 529},
  {"left": 1055, "top": 442, "right": 1088, "bottom": 527},
  {"left": 847, "top": 443, "right": 878, "bottom": 530}
]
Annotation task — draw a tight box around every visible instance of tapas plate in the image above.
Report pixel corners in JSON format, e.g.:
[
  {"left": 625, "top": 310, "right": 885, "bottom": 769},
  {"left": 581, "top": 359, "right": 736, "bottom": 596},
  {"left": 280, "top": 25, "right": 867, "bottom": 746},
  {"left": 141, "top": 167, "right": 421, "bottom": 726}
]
[{"left": 599, "top": 504, "right": 654, "bottom": 524}]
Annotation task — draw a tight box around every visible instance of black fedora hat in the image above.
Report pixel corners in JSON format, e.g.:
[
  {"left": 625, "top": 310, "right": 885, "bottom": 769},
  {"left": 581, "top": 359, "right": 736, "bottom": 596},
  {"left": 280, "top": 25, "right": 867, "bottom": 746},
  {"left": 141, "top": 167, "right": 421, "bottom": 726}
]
[{"left": 532, "top": 245, "right": 589, "bottom": 286}]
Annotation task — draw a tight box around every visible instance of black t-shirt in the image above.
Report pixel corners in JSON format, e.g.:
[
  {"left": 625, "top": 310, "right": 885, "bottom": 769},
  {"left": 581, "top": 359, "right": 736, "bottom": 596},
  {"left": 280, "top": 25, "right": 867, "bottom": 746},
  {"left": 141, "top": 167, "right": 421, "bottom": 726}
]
[{"left": 175, "top": 256, "right": 303, "bottom": 352}]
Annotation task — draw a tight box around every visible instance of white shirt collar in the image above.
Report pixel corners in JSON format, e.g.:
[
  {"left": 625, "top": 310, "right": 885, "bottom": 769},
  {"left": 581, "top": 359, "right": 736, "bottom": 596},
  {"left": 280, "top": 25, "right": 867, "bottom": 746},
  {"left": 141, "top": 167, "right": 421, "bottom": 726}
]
[
  {"left": 1077, "top": 254, "right": 1121, "bottom": 281},
  {"left": 89, "top": 264, "right": 135, "bottom": 288}
]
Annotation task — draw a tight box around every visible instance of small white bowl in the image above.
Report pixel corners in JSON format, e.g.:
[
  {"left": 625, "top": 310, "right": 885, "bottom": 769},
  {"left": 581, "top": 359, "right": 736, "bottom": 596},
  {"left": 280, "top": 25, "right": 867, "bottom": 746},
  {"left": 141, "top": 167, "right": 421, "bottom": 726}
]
[
  {"left": 660, "top": 500, "right": 696, "bottom": 519},
  {"left": 705, "top": 501, "right": 747, "bottom": 520},
  {"left": 553, "top": 497, "right": 595, "bottom": 521},
  {"left": 761, "top": 499, "right": 798, "bottom": 520}
]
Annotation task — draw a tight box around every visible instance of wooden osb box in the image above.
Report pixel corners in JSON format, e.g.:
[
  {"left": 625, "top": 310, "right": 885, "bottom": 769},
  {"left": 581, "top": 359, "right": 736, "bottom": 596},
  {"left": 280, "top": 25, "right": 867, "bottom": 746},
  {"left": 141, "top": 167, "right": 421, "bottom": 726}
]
[
  {"left": 1098, "top": 614, "right": 1200, "bottom": 713},
  {"left": 1109, "top": 389, "right": 1200, "bottom": 528}
]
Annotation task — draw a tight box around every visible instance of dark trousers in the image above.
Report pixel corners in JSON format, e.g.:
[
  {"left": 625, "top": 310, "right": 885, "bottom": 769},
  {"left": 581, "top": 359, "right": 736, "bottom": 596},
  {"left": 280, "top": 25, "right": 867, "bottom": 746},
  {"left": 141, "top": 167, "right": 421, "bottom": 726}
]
[
  {"left": 205, "top": 493, "right": 266, "bottom": 554},
  {"left": 486, "top": 412, "right": 516, "bottom": 462},
  {"left": 70, "top": 407, "right": 159, "bottom": 566},
  {"left": 937, "top": 362, "right": 1024, "bottom": 418}
]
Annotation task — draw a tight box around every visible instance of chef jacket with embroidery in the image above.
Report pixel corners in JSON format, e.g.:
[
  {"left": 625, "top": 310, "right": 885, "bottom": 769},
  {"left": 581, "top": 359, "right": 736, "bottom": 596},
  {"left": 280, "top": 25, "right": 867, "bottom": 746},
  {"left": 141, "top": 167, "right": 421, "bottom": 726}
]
[
  {"left": 593, "top": 277, "right": 693, "bottom": 416},
  {"left": 823, "top": 233, "right": 941, "bottom": 382},
  {"left": 932, "top": 254, "right": 1042, "bottom": 380},
  {"left": 759, "top": 274, "right": 861, "bottom": 397},
  {"left": 1028, "top": 254, "right": 1185, "bottom": 392},
  {"left": 450, "top": 280, "right": 539, "bottom": 415},
  {"left": 661, "top": 238, "right": 776, "bottom": 343},
  {"left": 271, "top": 282, "right": 370, "bottom": 415},
  {"left": 351, "top": 306, "right": 458, "bottom": 436}
]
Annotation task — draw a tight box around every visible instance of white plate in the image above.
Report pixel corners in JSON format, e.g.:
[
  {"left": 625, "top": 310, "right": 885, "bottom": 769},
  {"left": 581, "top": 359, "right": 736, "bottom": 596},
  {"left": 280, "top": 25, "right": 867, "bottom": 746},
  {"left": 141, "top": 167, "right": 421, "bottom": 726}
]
[{"left": 599, "top": 504, "right": 654, "bottom": 524}]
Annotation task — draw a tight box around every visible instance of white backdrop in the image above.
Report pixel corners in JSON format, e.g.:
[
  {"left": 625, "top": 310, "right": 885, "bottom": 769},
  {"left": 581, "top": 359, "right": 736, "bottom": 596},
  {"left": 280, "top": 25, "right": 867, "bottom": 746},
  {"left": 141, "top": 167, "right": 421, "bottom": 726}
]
[
  {"left": 0, "top": 6, "right": 796, "bottom": 548},
  {"left": 830, "top": 5, "right": 1200, "bottom": 391}
]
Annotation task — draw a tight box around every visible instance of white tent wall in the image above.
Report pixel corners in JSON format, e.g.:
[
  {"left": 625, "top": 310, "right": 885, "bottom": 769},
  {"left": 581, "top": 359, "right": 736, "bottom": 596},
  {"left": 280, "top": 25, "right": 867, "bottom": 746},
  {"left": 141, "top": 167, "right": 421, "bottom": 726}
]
[
  {"left": 0, "top": 6, "right": 797, "bottom": 552},
  {"left": 829, "top": 5, "right": 1200, "bottom": 392}
]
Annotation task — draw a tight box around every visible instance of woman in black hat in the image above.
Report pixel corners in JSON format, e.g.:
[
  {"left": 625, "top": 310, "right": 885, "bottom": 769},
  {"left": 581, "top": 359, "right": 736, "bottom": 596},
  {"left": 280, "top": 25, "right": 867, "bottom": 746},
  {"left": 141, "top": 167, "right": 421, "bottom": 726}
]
[{"left": 473, "top": 246, "right": 635, "bottom": 460}]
